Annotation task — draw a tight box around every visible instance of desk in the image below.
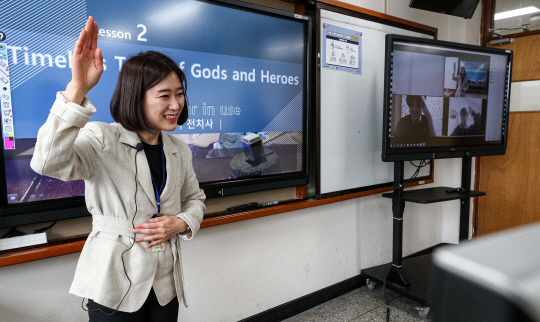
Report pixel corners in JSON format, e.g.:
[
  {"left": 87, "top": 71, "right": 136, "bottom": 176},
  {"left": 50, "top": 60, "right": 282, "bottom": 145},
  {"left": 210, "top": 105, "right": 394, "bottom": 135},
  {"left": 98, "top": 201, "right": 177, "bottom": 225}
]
[{"left": 432, "top": 222, "right": 540, "bottom": 321}]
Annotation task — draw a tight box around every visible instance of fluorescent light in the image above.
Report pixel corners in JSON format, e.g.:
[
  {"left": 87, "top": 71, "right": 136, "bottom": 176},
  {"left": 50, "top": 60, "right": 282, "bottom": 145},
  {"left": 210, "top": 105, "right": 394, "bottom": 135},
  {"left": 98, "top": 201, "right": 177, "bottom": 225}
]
[
  {"left": 494, "top": 6, "right": 540, "bottom": 20},
  {"left": 149, "top": 2, "right": 202, "bottom": 25}
]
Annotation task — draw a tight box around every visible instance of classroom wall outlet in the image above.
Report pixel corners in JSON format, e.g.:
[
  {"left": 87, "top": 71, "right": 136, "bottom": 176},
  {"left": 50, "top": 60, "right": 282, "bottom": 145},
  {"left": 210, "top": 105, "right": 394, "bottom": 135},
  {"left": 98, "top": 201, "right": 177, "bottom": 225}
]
[{"left": 0, "top": 232, "right": 48, "bottom": 251}]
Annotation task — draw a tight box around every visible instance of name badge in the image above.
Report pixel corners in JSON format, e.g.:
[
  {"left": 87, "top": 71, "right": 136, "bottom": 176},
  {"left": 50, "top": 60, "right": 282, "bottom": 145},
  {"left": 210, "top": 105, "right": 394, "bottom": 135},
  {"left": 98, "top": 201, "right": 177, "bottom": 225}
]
[{"left": 152, "top": 243, "right": 165, "bottom": 252}]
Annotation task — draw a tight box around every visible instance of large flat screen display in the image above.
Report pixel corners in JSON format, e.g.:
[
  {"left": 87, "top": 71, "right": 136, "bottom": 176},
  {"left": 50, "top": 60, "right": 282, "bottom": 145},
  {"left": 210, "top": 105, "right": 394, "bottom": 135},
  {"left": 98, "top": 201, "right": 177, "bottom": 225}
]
[
  {"left": 382, "top": 34, "right": 512, "bottom": 162},
  {"left": 0, "top": 0, "right": 312, "bottom": 227},
  {"left": 409, "top": 0, "right": 480, "bottom": 19}
]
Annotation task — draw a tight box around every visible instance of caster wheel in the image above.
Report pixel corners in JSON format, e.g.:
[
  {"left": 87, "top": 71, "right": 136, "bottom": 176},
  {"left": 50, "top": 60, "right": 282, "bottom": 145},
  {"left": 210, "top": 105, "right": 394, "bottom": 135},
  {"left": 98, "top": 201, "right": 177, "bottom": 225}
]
[
  {"left": 415, "top": 306, "right": 430, "bottom": 318},
  {"left": 366, "top": 279, "right": 377, "bottom": 291}
]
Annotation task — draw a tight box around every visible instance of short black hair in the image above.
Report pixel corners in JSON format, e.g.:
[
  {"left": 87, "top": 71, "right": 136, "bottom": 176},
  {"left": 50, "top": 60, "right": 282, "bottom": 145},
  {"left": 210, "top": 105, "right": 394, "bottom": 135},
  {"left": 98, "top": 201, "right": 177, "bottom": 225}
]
[
  {"left": 460, "top": 107, "right": 468, "bottom": 115},
  {"left": 110, "top": 51, "right": 189, "bottom": 131},
  {"left": 406, "top": 95, "right": 422, "bottom": 108}
]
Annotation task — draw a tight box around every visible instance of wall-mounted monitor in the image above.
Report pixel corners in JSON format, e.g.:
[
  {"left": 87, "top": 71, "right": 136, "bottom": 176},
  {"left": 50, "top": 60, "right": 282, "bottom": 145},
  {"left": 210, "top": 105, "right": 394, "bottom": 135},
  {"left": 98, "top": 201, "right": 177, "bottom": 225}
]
[
  {"left": 409, "top": 0, "right": 481, "bottom": 19},
  {"left": 0, "top": 0, "right": 312, "bottom": 227},
  {"left": 382, "top": 34, "right": 512, "bottom": 162}
]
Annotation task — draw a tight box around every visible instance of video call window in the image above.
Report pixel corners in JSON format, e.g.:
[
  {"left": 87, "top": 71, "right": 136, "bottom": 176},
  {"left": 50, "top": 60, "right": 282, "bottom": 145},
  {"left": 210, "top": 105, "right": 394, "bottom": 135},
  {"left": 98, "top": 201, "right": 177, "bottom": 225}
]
[{"left": 389, "top": 41, "right": 501, "bottom": 148}]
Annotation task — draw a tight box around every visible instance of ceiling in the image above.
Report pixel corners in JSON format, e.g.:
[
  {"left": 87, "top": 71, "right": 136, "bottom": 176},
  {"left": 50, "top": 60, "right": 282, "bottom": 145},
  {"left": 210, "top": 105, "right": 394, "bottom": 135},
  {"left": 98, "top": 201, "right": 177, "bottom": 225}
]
[{"left": 493, "top": 0, "right": 540, "bottom": 35}]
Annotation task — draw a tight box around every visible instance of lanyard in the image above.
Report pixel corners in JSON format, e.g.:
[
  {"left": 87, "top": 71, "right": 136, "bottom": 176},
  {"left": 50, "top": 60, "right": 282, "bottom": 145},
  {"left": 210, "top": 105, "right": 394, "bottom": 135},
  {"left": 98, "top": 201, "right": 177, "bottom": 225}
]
[{"left": 149, "top": 146, "right": 166, "bottom": 215}]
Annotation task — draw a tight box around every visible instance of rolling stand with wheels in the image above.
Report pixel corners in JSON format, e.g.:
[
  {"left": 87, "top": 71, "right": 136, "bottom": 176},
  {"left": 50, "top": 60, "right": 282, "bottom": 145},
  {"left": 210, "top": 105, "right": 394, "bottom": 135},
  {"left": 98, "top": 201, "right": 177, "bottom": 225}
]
[{"left": 360, "top": 157, "right": 485, "bottom": 316}]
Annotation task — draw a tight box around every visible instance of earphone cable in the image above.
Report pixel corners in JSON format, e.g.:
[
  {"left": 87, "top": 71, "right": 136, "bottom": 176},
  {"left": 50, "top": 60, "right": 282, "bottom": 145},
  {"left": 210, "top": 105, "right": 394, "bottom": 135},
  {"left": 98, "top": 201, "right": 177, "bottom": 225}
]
[{"left": 82, "top": 148, "right": 141, "bottom": 315}]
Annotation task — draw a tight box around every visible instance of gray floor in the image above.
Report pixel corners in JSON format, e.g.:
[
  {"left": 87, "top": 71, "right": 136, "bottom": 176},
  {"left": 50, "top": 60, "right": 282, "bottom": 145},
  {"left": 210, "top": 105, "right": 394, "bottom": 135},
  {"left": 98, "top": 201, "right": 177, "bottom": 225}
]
[{"left": 284, "top": 286, "right": 430, "bottom": 322}]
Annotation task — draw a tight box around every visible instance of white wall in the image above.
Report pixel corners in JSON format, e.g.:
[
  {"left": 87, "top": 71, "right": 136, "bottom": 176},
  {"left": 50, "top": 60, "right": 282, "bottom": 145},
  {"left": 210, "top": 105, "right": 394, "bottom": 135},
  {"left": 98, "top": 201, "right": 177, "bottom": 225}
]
[
  {"left": 510, "top": 80, "right": 540, "bottom": 112},
  {"left": 0, "top": 1, "right": 485, "bottom": 321}
]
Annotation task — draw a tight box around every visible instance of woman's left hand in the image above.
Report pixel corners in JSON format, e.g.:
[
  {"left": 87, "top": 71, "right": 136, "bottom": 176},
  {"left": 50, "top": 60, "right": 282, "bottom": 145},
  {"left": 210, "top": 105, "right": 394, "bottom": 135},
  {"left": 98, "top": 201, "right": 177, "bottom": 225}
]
[{"left": 132, "top": 215, "right": 188, "bottom": 248}]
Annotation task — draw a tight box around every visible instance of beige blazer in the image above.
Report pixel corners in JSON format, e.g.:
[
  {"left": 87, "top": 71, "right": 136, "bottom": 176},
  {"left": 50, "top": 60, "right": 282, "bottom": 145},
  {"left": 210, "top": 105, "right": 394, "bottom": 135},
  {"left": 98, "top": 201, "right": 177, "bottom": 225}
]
[{"left": 30, "top": 93, "right": 206, "bottom": 312}]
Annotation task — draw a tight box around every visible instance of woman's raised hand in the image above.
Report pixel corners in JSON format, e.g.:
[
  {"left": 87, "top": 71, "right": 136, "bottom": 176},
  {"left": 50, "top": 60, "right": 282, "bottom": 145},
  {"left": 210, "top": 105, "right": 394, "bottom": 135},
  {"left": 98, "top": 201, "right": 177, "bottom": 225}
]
[{"left": 64, "top": 16, "right": 104, "bottom": 105}]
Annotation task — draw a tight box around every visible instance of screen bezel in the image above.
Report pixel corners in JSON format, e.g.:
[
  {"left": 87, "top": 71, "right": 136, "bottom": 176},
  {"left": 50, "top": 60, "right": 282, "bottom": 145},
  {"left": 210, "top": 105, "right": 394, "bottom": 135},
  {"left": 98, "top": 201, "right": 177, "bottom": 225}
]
[
  {"left": 0, "top": 0, "right": 313, "bottom": 228},
  {"left": 381, "top": 34, "right": 512, "bottom": 162}
]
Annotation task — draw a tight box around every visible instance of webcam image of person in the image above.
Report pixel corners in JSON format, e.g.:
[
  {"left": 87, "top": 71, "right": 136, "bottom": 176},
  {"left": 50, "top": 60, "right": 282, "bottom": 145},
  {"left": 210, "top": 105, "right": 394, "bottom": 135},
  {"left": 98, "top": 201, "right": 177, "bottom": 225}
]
[
  {"left": 452, "top": 63, "right": 469, "bottom": 97},
  {"left": 451, "top": 107, "right": 481, "bottom": 136},
  {"left": 394, "top": 95, "right": 435, "bottom": 143}
]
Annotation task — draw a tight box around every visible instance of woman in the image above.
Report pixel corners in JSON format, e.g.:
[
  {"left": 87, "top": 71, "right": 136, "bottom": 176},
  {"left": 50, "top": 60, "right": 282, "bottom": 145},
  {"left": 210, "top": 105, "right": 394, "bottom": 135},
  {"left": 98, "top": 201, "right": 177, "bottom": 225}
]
[
  {"left": 452, "top": 63, "right": 469, "bottom": 97},
  {"left": 30, "top": 16, "right": 206, "bottom": 321}
]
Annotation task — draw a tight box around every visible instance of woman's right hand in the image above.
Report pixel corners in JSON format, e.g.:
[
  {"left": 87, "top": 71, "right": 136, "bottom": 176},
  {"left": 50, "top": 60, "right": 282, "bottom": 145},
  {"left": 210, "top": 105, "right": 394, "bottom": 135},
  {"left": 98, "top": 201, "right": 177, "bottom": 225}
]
[{"left": 64, "top": 16, "right": 103, "bottom": 105}]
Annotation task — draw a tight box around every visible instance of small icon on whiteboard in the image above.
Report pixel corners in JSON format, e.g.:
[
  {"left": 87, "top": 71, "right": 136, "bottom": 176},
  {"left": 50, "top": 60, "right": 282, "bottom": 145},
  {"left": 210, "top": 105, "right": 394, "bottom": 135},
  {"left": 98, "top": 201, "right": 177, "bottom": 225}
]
[{"left": 5, "top": 125, "right": 12, "bottom": 132}]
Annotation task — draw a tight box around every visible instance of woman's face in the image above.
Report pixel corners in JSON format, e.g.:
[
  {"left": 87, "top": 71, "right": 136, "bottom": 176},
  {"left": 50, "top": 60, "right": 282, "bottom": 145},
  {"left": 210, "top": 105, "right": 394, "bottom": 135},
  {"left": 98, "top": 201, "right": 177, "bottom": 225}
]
[
  {"left": 460, "top": 67, "right": 466, "bottom": 76},
  {"left": 142, "top": 72, "right": 185, "bottom": 135}
]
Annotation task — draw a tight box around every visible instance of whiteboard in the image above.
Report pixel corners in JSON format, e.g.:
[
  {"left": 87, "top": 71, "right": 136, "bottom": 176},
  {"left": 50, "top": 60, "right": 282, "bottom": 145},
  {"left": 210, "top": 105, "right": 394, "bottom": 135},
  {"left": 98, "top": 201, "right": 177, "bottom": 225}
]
[{"left": 318, "top": 9, "right": 434, "bottom": 195}]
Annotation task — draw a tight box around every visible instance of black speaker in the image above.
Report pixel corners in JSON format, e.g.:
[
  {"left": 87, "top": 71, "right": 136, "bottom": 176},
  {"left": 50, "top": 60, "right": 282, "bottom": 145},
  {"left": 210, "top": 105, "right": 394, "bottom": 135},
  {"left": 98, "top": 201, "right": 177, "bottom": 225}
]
[{"left": 409, "top": 0, "right": 480, "bottom": 19}]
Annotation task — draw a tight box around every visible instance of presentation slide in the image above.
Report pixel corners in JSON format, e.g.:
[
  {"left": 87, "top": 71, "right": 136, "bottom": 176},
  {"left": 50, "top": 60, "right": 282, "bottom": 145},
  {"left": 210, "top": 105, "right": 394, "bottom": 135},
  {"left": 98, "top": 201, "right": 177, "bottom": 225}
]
[{"left": 0, "top": 0, "right": 308, "bottom": 204}]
